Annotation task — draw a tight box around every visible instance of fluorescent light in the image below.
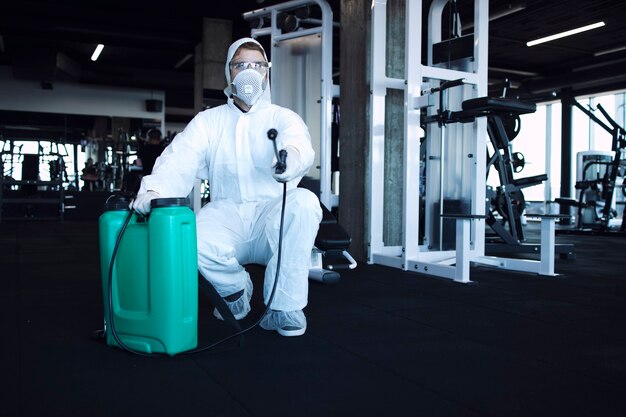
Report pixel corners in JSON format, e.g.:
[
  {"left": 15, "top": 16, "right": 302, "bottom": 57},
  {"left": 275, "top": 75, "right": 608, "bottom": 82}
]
[
  {"left": 489, "top": 4, "right": 526, "bottom": 21},
  {"left": 461, "top": 3, "right": 526, "bottom": 31},
  {"left": 572, "top": 57, "right": 626, "bottom": 72},
  {"left": 594, "top": 45, "right": 626, "bottom": 57},
  {"left": 91, "top": 44, "right": 104, "bottom": 61},
  {"left": 489, "top": 66, "right": 538, "bottom": 77},
  {"left": 174, "top": 53, "right": 193, "bottom": 69},
  {"left": 527, "top": 21, "right": 605, "bottom": 47}
]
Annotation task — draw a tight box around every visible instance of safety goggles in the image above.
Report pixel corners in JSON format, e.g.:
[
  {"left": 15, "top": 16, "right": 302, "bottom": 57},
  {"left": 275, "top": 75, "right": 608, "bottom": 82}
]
[{"left": 229, "top": 61, "right": 270, "bottom": 73}]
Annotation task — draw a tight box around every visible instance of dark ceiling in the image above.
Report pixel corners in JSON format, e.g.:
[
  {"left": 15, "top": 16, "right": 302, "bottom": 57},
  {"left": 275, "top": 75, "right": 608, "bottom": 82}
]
[
  {"left": 0, "top": 0, "right": 277, "bottom": 112},
  {"left": 485, "top": 0, "right": 626, "bottom": 99},
  {"left": 1, "top": 0, "right": 626, "bottom": 121}
]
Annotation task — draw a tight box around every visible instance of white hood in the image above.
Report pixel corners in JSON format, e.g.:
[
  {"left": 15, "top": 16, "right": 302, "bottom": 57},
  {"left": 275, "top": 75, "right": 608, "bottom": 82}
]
[{"left": 223, "top": 37, "right": 272, "bottom": 107}]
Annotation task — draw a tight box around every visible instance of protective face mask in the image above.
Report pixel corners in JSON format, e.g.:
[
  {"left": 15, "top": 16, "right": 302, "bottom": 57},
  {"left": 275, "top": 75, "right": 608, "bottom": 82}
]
[{"left": 231, "top": 68, "right": 266, "bottom": 107}]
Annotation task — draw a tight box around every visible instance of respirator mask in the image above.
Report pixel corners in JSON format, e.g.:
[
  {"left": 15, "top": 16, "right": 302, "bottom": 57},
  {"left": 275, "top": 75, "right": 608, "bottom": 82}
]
[{"left": 231, "top": 68, "right": 267, "bottom": 107}]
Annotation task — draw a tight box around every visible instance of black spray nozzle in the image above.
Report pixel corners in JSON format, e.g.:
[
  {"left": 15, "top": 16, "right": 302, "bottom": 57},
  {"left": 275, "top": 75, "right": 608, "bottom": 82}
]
[
  {"left": 267, "top": 128, "right": 287, "bottom": 174},
  {"left": 267, "top": 128, "right": 278, "bottom": 140}
]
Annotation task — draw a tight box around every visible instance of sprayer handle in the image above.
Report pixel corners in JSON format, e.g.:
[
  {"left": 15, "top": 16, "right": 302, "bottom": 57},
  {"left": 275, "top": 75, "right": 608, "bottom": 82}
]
[{"left": 275, "top": 149, "right": 287, "bottom": 175}]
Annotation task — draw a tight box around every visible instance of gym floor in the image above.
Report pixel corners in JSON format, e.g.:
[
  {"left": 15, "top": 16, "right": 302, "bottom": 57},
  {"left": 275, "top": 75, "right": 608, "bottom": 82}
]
[{"left": 2, "top": 220, "right": 625, "bottom": 417}]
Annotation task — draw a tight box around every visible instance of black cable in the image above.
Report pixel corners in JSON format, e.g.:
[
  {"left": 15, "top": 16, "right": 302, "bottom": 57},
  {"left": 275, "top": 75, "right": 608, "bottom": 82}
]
[{"left": 106, "top": 182, "right": 288, "bottom": 356}]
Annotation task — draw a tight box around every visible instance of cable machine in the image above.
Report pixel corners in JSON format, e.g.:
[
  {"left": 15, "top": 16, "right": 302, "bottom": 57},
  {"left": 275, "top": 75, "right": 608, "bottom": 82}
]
[
  {"left": 557, "top": 99, "right": 626, "bottom": 234},
  {"left": 243, "top": 0, "right": 338, "bottom": 210},
  {"left": 243, "top": 0, "right": 356, "bottom": 282},
  {"left": 367, "top": 0, "right": 564, "bottom": 283}
]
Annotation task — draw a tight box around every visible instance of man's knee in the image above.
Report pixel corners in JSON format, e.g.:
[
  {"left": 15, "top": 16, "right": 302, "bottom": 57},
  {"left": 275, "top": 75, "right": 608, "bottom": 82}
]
[{"left": 289, "top": 188, "right": 322, "bottom": 221}]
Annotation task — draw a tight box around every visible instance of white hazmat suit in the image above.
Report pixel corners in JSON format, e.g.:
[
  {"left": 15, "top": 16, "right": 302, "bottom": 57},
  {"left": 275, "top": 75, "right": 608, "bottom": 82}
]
[{"left": 134, "top": 38, "right": 322, "bottom": 336}]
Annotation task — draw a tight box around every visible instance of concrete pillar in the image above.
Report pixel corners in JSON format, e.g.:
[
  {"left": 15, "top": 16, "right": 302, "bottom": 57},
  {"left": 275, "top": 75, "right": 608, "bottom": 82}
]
[
  {"left": 339, "top": 0, "right": 370, "bottom": 262},
  {"left": 340, "top": 0, "right": 406, "bottom": 261},
  {"left": 194, "top": 18, "right": 232, "bottom": 113},
  {"left": 191, "top": 18, "right": 232, "bottom": 210},
  {"left": 383, "top": 0, "right": 405, "bottom": 247}
]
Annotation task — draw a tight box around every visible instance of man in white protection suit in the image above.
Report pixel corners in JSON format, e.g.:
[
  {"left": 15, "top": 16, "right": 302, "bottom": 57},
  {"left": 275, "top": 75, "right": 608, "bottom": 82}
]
[{"left": 130, "top": 37, "right": 322, "bottom": 337}]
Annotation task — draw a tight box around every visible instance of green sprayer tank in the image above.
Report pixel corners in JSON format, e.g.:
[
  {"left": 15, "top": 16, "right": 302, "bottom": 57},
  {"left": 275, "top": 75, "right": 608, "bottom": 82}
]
[{"left": 99, "top": 196, "right": 198, "bottom": 355}]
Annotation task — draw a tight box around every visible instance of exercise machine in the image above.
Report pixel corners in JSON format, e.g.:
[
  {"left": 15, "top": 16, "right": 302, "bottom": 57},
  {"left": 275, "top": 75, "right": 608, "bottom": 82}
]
[
  {"left": 421, "top": 83, "right": 575, "bottom": 258},
  {"left": 367, "top": 0, "right": 566, "bottom": 283},
  {"left": 556, "top": 100, "right": 626, "bottom": 235},
  {"left": 0, "top": 137, "right": 68, "bottom": 221},
  {"left": 309, "top": 203, "right": 356, "bottom": 283},
  {"left": 243, "top": 0, "right": 356, "bottom": 282}
]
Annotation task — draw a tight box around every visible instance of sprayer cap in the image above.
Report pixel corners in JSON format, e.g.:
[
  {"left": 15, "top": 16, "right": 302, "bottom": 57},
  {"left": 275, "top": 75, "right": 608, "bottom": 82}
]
[{"left": 151, "top": 198, "right": 191, "bottom": 209}]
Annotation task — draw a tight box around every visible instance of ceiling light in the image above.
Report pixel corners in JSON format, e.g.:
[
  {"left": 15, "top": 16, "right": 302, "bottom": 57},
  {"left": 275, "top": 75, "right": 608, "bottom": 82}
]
[
  {"left": 461, "top": 3, "right": 526, "bottom": 30},
  {"left": 489, "top": 66, "right": 538, "bottom": 77},
  {"left": 489, "top": 4, "right": 526, "bottom": 22},
  {"left": 174, "top": 53, "right": 193, "bottom": 69},
  {"left": 594, "top": 45, "right": 626, "bottom": 57},
  {"left": 572, "top": 57, "right": 626, "bottom": 72},
  {"left": 91, "top": 44, "right": 104, "bottom": 61},
  {"left": 526, "top": 21, "right": 605, "bottom": 47}
]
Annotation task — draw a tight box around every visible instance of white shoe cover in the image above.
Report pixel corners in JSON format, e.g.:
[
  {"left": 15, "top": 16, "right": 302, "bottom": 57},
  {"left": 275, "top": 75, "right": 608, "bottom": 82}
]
[
  {"left": 260, "top": 310, "right": 307, "bottom": 337},
  {"left": 213, "top": 275, "right": 253, "bottom": 321}
]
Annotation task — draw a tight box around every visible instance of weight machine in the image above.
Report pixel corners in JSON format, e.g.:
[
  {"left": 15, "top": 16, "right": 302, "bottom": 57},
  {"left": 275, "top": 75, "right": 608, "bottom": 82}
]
[
  {"left": 0, "top": 137, "right": 69, "bottom": 221},
  {"left": 367, "top": 0, "right": 565, "bottom": 283},
  {"left": 244, "top": 0, "right": 338, "bottom": 210},
  {"left": 81, "top": 129, "right": 140, "bottom": 193},
  {"left": 421, "top": 83, "right": 575, "bottom": 258},
  {"left": 556, "top": 100, "right": 626, "bottom": 234},
  {"left": 243, "top": 0, "right": 356, "bottom": 283}
]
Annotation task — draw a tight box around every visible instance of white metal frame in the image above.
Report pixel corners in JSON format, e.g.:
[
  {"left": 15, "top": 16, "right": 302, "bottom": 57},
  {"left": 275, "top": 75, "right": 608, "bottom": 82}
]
[
  {"left": 368, "top": 0, "right": 561, "bottom": 283},
  {"left": 243, "top": 0, "right": 338, "bottom": 209}
]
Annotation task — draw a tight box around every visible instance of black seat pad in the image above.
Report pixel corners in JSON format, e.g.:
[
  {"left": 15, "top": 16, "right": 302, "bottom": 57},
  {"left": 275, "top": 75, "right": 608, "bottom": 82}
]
[
  {"left": 461, "top": 97, "right": 537, "bottom": 116},
  {"left": 315, "top": 204, "right": 351, "bottom": 250}
]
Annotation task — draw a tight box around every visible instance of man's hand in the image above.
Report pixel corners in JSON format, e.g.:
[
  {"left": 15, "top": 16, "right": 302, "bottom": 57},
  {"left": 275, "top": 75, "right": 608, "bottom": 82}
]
[
  {"left": 272, "top": 146, "right": 300, "bottom": 183},
  {"left": 130, "top": 191, "right": 159, "bottom": 215}
]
